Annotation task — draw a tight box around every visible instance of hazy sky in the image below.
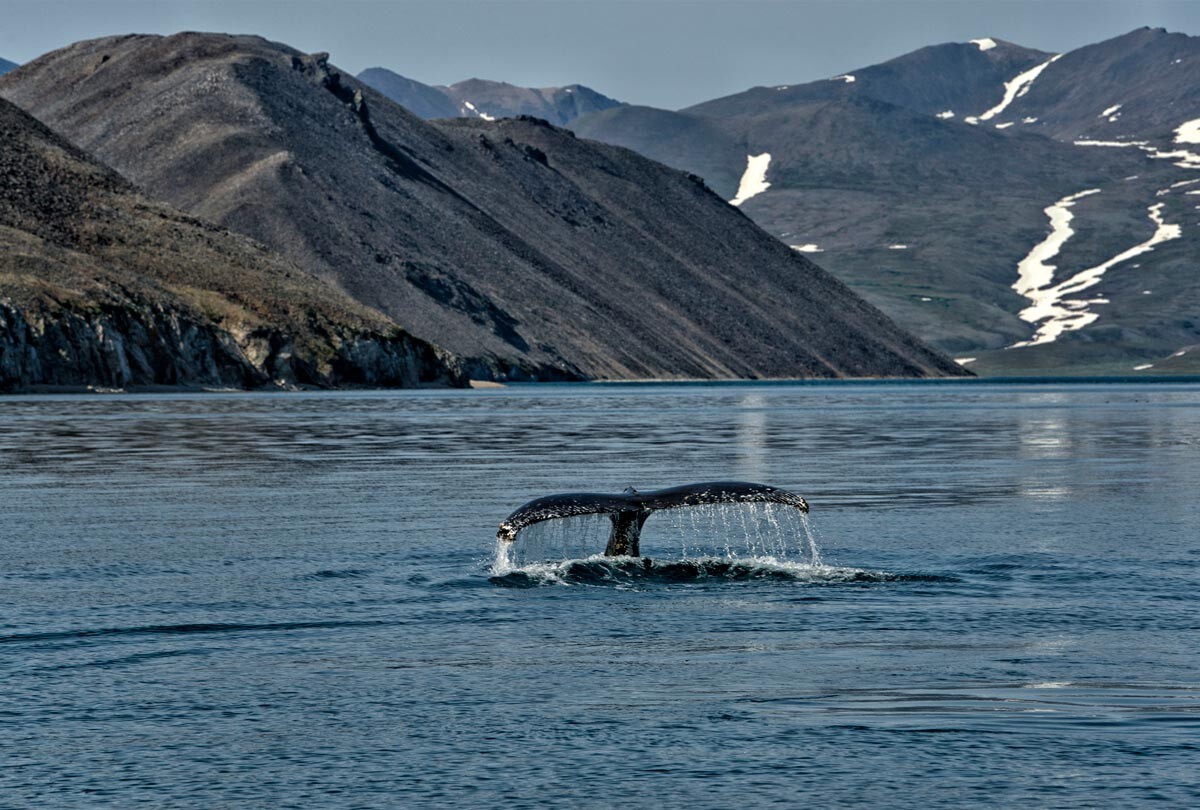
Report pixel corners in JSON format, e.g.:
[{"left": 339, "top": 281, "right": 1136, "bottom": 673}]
[{"left": 3, "top": 0, "right": 1200, "bottom": 109}]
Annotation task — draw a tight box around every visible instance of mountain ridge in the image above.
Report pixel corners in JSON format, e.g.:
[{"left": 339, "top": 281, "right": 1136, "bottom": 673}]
[
  {"left": 1, "top": 32, "right": 967, "bottom": 381},
  {"left": 357, "top": 67, "right": 623, "bottom": 124}
]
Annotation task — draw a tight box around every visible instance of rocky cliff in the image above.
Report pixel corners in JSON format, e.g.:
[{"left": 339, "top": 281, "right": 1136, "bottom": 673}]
[{"left": 0, "top": 97, "right": 463, "bottom": 392}]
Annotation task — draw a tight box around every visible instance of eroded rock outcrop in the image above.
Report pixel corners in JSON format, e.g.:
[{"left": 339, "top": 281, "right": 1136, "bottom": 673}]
[{"left": 0, "top": 96, "right": 464, "bottom": 392}]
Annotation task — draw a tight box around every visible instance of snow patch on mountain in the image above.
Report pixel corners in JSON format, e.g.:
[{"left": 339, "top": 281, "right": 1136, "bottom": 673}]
[
  {"left": 1012, "top": 201, "right": 1182, "bottom": 348},
  {"left": 936, "top": 110, "right": 955, "bottom": 119},
  {"left": 970, "top": 38, "right": 998, "bottom": 52},
  {"left": 1101, "top": 104, "right": 1122, "bottom": 118},
  {"left": 1011, "top": 188, "right": 1100, "bottom": 300},
  {"left": 729, "top": 153, "right": 772, "bottom": 206},
  {"left": 1074, "top": 140, "right": 1146, "bottom": 147},
  {"left": 1174, "top": 118, "right": 1200, "bottom": 144},
  {"left": 1075, "top": 138, "right": 1200, "bottom": 170},
  {"left": 790, "top": 244, "right": 824, "bottom": 253},
  {"left": 980, "top": 54, "right": 1063, "bottom": 122},
  {"left": 461, "top": 100, "right": 495, "bottom": 121},
  {"left": 831, "top": 74, "right": 856, "bottom": 83}
]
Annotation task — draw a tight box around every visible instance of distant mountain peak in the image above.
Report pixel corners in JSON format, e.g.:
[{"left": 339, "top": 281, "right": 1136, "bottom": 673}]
[{"left": 359, "top": 68, "right": 623, "bottom": 125}]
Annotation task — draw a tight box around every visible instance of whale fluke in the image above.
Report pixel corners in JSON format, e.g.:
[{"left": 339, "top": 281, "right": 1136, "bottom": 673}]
[{"left": 497, "top": 481, "right": 809, "bottom": 556}]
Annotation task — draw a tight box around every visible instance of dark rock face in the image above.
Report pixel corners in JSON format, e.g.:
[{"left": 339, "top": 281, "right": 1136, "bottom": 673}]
[
  {"left": 1, "top": 33, "right": 966, "bottom": 380},
  {"left": 0, "top": 299, "right": 460, "bottom": 392},
  {"left": 0, "top": 97, "right": 463, "bottom": 392},
  {"left": 357, "top": 68, "right": 624, "bottom": 125},
  {"left": 572, "top": 30, "right": 1200, "bottom": 373}
]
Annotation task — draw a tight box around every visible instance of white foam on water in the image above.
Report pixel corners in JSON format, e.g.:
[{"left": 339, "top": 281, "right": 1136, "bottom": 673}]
[
  {"left": 995, "top": 122, "right": 1014, "bottom": 129},
  {"left": 490, "top": 554, "right": 892, "bottom": 587},
  {"left": 730, "top": 153, "right": 772, "bottom": 206},
  {"left": 1027, "top": 681, "right": 1072, "bottom": 689},
  {"left": 1023, "top": 116, "right": 1039, "bottom": 124},
  {"left": 979, "top": 54, "right": 1062, "bottom": 121},
  {"left": 1011, "top": 202, "right": 1182, "bottom": 348},
  {"left": 936, "top": 110, "right": 955, "bottom": 119},
  {"left": 970, "top": 37, "right": 998, "bottom": 51},
  {"left": 791, "top": 243, "right": 824, "bottom": 253},
  {"left": 888, "top": 244, "right": 909, "bottom": 249},
  {"left": 492, "top": 500, "right": 828, "bottom": 580}
]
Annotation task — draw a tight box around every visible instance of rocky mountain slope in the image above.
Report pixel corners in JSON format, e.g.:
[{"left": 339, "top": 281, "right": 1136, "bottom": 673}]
[
  {"left": 572, "top": 28, "right": 1200, "bottom": 375},
  {"left": 0, "top": 32, "right": 966, "bottom": 381},
  {"left": 357, "top": 68, "right": 622, "bottom": 125},
  {"left": 0, "top": 97, "right": 462, "bottom": 392},
  {"left": 971, "top": 27, "right": 1200, "bottom": 143}
]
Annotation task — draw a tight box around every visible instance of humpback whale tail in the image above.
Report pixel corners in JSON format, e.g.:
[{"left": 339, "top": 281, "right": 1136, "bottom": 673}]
[{"left": 497, "top": 481, "right": 809, "bottom": 557}]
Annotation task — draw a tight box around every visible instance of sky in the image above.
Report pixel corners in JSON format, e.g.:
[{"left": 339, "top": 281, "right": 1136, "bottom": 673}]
[{"left": 3, "top": 0, "right": 1200, "bottom": 109}]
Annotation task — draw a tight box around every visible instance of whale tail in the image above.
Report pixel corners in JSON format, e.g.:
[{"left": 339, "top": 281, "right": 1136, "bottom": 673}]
[
  {"left": 604, "top": 507, "right": 651, "bottom": 556},
  {"left": 497, "top": 481, "right": 809, "bottom": 556}
]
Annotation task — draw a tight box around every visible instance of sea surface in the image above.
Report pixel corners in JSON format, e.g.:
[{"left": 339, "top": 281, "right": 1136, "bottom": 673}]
[{"left": 2, "top": 381, "right": 1199, "bottom": 808}]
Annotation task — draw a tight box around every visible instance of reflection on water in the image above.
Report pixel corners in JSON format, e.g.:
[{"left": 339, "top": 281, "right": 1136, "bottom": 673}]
[
  {"left": 736, "top": 393, "right": 768, "bottom": 481},
  {"left": 1, "top": 381, "right": 1199, "bottom": 807}
]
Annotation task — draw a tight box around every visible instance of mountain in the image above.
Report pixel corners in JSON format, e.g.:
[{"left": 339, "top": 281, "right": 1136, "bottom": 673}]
[
  {"left": 572, "top": 30, "right": 1200, "bottom": 374},
  {"left": 357, "top": 68, "right": 623, "bottom": 125},
  {"left": 0, "top": 97, "right": 461, "bottom": 392},
  {"left": 440, "top": 78, "right": 623, "bottom": 125},
  {"left": 0, "top": 33, "right": 966, "bottom": 381},
  {"left": 685, "top": 38, "right": 1052, "bottom": 122},
  {"left": 956, "top": 27, "right": 1200, "bottom": 143},
  {"left": 355, "top": 68, "right": 460, "bottom": 119},
  {"left": 0, "top": 58, "right": 16, "bottom": 76}
]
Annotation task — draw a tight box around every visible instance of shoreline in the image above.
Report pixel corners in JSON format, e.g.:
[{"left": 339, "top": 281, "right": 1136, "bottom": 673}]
[{"left": 4, "top": 374, "right": 1200, "bottom": 397}]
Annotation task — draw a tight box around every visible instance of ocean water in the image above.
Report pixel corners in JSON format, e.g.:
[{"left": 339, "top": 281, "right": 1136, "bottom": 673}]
[{"left": 1, "top": 381, "right": 1198, "bottom": 807}]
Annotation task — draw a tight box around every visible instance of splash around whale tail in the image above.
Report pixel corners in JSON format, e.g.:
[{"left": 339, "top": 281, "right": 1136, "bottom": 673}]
[{"left": 497, "top": 481, "right": 809, "bottom": 556}]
